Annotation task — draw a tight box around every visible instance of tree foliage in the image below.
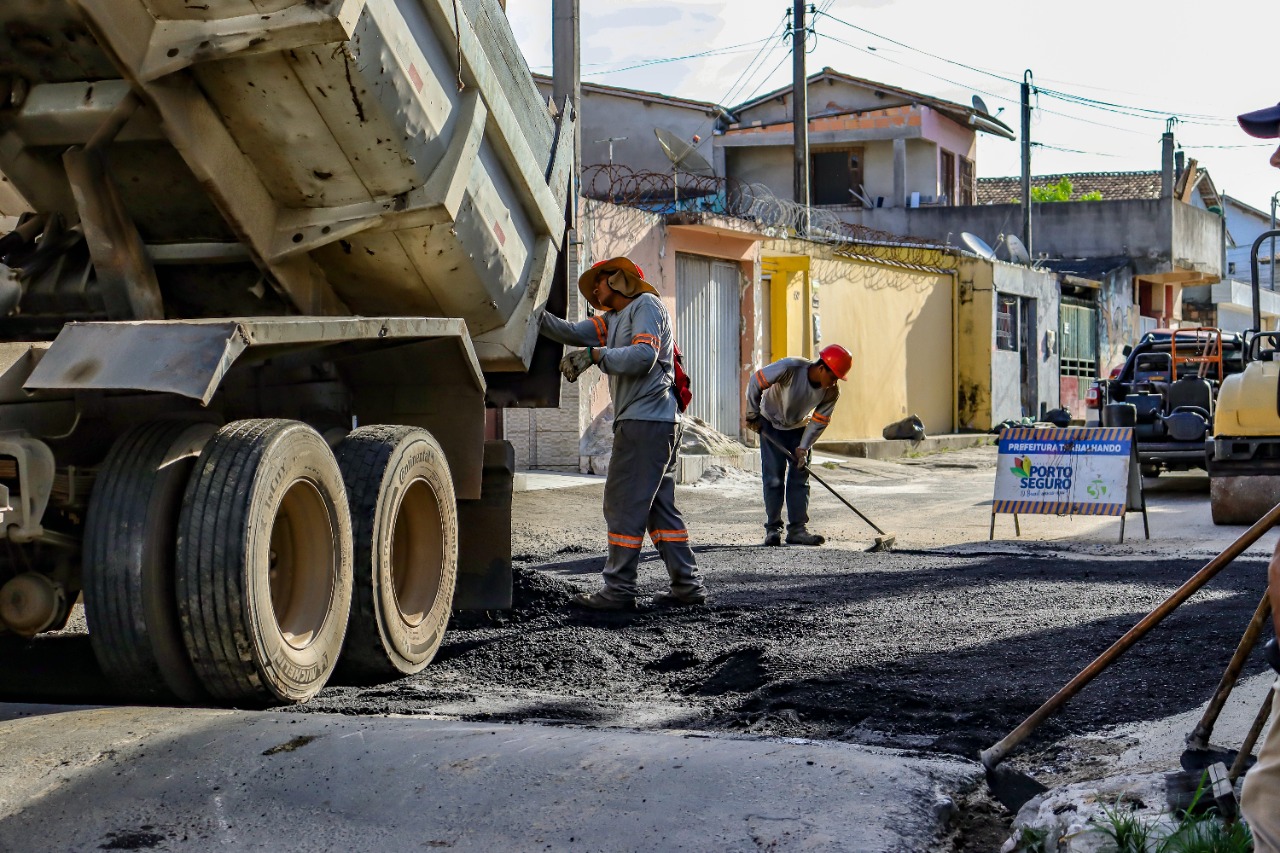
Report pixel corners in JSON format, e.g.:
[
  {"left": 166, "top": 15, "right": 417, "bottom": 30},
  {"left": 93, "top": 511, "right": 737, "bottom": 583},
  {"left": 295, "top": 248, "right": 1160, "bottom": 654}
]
[{"left": 1012, "top": 176, "right": 1104, "bottom": 203}]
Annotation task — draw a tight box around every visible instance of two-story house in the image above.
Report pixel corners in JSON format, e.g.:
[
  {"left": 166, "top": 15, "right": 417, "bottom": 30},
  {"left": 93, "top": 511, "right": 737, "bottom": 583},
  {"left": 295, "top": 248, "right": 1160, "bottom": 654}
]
[{"left": 715, "top": 68, "right": 1014, "bottom": 211}]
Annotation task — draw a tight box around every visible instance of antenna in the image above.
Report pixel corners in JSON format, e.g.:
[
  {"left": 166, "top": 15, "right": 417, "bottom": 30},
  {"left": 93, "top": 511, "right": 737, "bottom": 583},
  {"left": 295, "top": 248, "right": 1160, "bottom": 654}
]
[
  {"left": 593, "top": 136, "right": 628, "bottom": 166},
  {"left": 1006, "top": 234, "right": 1032, "bottom": 265},
  {"left": 961, "top": 231, "right": 997, "bottom": 261},
  {"left": 655, "top": 128, "right": 714, "bottom": 205},
  {"left": 972, "top": 95, "right": 990, "bottom": 116}
]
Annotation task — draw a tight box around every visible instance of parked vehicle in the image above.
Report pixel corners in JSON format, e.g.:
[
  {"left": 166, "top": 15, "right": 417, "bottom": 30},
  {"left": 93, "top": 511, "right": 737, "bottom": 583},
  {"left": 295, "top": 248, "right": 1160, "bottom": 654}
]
[
  {"left": 0, "top": 0, "right": 574, "bottom": 704},
  {"left": 1209, "top": 228, "right": 1280, "bottom": 524},
  {"left": 1098, "top": 327, "right": 1246, "bottom": 476}
]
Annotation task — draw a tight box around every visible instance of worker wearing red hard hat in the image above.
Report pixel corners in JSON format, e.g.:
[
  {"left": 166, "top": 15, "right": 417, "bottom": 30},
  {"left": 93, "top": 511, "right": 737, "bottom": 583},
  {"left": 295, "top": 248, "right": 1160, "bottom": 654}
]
[
  {"left": 1236, "top": 100, "right": 1280, "bottom": 853},
  {"left": 745, "top": 344, "right": 851, "bottom": 546}
]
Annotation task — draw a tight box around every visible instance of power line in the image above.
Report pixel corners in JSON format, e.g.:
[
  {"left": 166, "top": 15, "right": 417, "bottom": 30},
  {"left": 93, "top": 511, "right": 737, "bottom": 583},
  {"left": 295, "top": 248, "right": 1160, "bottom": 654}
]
[
  {"left": 814, "top": 9, "right": 1236, "bottom": 127},
  {"left": 579, "top": 37, "right": 778, "bottom": 77}
]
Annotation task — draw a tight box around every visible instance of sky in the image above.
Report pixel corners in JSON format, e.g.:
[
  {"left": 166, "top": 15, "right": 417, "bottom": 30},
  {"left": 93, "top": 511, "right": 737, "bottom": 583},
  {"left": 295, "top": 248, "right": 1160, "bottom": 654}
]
[{"left": 506, "top": 0, "right": 1280, "bottom": 216}]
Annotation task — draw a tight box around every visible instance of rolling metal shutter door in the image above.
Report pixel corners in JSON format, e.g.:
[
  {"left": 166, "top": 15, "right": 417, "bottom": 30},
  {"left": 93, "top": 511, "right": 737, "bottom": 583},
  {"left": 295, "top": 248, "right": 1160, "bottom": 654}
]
[{"left": 676, "top": 254, "right": 740, "bottom": 434}]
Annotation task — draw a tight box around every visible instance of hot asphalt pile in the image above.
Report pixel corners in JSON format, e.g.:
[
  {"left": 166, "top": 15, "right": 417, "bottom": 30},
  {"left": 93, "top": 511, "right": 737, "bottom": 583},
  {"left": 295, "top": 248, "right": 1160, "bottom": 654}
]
[{"left": 303, "top": 544, "right": 1271, "bottom": 768}]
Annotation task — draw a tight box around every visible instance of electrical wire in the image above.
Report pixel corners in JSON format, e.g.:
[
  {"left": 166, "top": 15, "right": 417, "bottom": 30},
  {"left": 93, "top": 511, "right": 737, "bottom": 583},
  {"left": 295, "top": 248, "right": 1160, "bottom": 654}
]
[
  {"left": 581, "top": 37, "right": 778, "bottom": 78},
  {"left": 814, "top": 9, "right": 1237, "bottom": 128}
]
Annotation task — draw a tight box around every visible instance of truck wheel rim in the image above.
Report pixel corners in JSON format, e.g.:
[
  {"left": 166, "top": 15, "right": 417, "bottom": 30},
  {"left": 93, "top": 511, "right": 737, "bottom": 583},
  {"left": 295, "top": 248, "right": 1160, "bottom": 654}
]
[
  {"left": 390, "top": 477, "right": 443, "bottom": 629},
  {"left": 269, "top": 478, "right": 336, "bottom": 650}
]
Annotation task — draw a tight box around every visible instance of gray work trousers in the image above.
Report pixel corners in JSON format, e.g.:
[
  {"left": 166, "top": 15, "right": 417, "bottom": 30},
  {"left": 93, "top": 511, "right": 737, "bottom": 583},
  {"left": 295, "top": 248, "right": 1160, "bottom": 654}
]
[
  {"left": 1242, "top": 679, "right": 1280, "bottom": 851},
  {"left": 600, "top": 419, "right": 703, "bottom": 602}
]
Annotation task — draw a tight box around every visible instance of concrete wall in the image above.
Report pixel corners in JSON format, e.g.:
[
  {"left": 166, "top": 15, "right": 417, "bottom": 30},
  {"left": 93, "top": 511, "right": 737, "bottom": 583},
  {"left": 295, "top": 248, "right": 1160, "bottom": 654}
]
[
  {"left": 536, "top": 80, "right": 719, "bottom": 174},
  {"left": 1172, "top": 201, "right": 1225, "bottom": 275},
  {"left": 846, "top": 198, "right": 1222, "bottom": 276},
  {"left": 955, "top": 258, "right": 1060, "bottom": 429},
  {"left": 1097, "top": 267, "right": 1139, "bottom": 372}
]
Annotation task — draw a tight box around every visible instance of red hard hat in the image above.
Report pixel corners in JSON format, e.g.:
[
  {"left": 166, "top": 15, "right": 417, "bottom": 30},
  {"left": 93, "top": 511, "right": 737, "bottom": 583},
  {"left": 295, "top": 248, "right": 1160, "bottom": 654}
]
[{"left": 819, "top": 344, "right": 852, "bottom": 380}]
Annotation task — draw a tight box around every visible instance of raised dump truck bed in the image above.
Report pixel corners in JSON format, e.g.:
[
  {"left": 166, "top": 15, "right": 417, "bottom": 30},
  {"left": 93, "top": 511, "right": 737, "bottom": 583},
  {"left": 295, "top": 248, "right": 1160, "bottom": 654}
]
[{"left": 0, "top": 0, "right": 573, "bottom": 704}]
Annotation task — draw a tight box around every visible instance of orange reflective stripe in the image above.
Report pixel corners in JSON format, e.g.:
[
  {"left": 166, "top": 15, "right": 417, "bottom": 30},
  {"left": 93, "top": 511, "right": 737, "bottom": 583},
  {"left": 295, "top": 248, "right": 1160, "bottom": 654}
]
[
  {"left": 755, "top": 369, "right": 770, "bottom": 389},
  {"left": 631, "top": 333, "right": 659, "bottom": 350},
  {"left": 608, "top": 532, "right": 643, "bottom": 549},
  {"left": 812, "top": 413, "right": 831, "bottom": 424},
  {"left": 591, "top": 316, "right": 607, "bottom": 346},
  {"left": 650, "top": 528, "right": 689, "bottom": 543}
]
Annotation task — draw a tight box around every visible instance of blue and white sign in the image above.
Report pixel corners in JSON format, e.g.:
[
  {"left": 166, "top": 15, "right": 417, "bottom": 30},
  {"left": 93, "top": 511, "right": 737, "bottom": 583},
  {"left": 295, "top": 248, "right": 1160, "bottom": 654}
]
[{"left": 993, "top": 427, "right": 1134, "bottom": 517}]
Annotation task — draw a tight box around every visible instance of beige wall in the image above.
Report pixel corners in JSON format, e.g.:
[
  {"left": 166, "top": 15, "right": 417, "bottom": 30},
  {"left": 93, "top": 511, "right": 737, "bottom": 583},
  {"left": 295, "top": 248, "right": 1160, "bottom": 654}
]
[
  {"left": 956, "top": 261, "right": 995, "bottom": 430},
  {"left": 765, "top": 240, "right": 954, "bottom": 440}
]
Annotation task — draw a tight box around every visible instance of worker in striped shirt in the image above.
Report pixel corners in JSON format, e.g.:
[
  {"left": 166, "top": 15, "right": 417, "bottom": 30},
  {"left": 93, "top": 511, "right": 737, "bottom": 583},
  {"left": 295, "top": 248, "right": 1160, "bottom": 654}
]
[{"left": 745, "top": 346, "right": 851, "bottom": 546}]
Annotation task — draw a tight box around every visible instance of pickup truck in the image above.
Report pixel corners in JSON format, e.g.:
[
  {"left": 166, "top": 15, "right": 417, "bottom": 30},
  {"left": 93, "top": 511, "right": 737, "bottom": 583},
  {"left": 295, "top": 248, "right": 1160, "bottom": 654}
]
[{"left": 1097, "top": 328, "right": 1246, "bottom": 476}]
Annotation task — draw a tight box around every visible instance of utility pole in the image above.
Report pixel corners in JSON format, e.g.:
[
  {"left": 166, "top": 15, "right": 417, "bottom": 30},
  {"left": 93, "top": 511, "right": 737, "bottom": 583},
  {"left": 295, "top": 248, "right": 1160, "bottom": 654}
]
[
  {"left": 792, "top": 1, "right": 809, "bottom": 218},
  {"left": 552, "top": 0, "right": 580, "bottom": 201},
  {"left": 1020, "top": 70, "right": 1033, "bottom": 258}
]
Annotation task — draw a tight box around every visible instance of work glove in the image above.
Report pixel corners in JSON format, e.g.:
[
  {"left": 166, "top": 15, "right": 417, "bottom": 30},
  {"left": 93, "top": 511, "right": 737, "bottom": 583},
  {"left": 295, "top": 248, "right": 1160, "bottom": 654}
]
[
  {"left": 793, "top": 446, "right": 809, "bottom": 469},
  {"left": 559, "top": 347, "right": 595, "bottom": 383},
  {"left": 744, "top": 414, "right": 762, "bottom": 434}
]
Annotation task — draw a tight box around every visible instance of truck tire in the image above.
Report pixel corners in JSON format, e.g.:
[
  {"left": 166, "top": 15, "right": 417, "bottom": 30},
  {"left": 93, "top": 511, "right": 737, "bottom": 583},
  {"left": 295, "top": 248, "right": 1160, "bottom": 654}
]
[
  {"left": 334, "top": 426, "right": 457, "bottom": 683},
  {"left": 176, "top": 420, "right": 353, "bottom": 705},
  {"left": 83, "top": 420, "right": 215, "bottom": 703}
]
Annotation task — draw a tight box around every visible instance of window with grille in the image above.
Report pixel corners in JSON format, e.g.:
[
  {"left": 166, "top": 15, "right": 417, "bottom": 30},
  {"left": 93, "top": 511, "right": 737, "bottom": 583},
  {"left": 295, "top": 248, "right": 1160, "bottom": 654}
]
[
  {"left": 959, "top": 157, "right": 976, "bottom": 205},
  {"left": 996, "top": 296, "right": 1019, "bottom": 351}
]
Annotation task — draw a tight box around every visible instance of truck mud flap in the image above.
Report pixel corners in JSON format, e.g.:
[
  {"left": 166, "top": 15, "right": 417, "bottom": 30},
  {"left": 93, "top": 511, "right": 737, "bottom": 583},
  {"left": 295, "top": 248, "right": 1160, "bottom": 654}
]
[{"left": 454, "top": 440, "right": 514, "bottom": 611}]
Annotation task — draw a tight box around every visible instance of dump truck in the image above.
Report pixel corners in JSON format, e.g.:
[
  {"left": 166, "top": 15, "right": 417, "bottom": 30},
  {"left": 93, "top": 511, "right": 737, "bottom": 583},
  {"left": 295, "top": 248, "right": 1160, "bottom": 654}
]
[
  {"left": 1209, "top": 228, "right": 1280, "bottom": 525},
  {"left": 0, "top": 0, "right": 575, "bottom": 705}
]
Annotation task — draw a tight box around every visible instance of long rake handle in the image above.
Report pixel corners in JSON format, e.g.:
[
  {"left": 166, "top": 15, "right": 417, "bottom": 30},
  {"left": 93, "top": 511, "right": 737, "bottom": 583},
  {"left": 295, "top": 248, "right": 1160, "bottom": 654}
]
[
  {"left": 758, "top": 430, "right": 886, "bottom": 537},
  {"left": 981, "top": 500, "right": 1280, "bottom": 771},
  {"left": 1187, "top": 588, "right": 1272, "bottom": 751}
]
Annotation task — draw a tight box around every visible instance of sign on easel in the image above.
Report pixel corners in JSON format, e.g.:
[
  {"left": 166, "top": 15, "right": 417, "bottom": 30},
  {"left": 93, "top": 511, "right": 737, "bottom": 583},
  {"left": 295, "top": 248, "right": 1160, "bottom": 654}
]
[{"left": 990, "top": 427, "right": 1149, "bottom": 542}]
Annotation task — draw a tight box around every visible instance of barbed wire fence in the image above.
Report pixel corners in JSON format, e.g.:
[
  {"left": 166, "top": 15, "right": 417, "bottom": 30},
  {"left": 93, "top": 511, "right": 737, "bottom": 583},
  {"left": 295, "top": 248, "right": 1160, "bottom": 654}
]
[{"left": 580, "top": 164, "right": 954, "bottom": 267}]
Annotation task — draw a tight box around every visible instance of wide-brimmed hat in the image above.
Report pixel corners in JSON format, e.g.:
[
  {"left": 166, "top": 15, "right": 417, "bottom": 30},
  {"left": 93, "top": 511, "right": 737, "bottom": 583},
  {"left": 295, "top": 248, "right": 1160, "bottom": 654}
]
[
  {"left": 578, "top": 257, "right": 659, "bottom": 309},
  {"left": 1238, "top": 103, "right": 1280, "bottom": 139}
]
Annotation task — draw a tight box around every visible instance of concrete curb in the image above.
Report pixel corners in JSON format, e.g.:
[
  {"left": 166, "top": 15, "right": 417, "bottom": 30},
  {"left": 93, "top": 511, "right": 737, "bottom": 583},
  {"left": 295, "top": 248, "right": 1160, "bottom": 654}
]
[
  {"left": 676, "top": 450, "right": 761, "bottom": 484},
  {"left": 815, "top": 434, "right": 996, "bottom": 461}
]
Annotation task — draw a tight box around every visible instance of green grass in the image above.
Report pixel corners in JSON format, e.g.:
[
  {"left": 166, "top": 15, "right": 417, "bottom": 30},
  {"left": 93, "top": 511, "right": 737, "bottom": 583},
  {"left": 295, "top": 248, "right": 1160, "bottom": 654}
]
[{"left": 1086, "top": 774, "right": 1254, "bottom": 853}]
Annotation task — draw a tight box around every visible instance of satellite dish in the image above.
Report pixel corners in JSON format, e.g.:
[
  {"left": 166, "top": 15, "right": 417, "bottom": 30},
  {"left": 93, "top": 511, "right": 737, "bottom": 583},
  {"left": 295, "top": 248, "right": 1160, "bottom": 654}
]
[
  {"left": 972, "top": 95, "right": 990, "bottom": 116},
  {"left": 961, "top": 231, "right": 997, "bottom": 261},
  {"left": 654, "top": 128, "right": 714, "bottom": 177},
  {"left": 1006, "top": 234, "right": 1032, "bottom": 265}
]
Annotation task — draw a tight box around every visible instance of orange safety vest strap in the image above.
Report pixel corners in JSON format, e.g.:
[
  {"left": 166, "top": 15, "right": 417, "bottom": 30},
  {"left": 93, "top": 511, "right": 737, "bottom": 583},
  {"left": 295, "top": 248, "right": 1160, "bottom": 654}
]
[
  {"left": 608, "top": 532, "right": 643, "bottom": 549},
  {"left": 755, "top": 369, "right": 770, "bottom": 390},
  {"left": 591, "top": 315, "right": 607, "bottom": 346},
  {"left": 631, "top": 333, "right": 660, "bottom": 350}
]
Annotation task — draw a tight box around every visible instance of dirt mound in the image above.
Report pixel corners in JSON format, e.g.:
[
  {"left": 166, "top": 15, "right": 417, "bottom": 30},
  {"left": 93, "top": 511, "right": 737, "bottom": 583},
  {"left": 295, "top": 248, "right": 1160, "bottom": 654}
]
[
  {"left": 512, "top": 564, "right": 580, "bottom": 612},
  {"left": 680, "top": 415, "right": 748, "bottom": 456}
]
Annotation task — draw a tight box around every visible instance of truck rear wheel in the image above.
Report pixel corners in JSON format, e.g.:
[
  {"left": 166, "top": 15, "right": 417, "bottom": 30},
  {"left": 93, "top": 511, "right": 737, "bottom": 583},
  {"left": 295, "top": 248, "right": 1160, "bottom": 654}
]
[
  {"left": 176, "top": 420, "right": 353, "bottom": 705},
  {"left": 334, "top": 426, "right": 457, "bottom": 683},
  {"left": 83, "top": 420, "right": 215, "bottom": 702}
]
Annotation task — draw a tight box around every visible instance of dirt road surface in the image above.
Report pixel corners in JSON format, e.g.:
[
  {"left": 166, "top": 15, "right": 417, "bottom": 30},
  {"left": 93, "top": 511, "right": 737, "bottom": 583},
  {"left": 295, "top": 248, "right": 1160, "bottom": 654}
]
[{"left": 2, "top": 446, "right": 1275, "bottom": 849}]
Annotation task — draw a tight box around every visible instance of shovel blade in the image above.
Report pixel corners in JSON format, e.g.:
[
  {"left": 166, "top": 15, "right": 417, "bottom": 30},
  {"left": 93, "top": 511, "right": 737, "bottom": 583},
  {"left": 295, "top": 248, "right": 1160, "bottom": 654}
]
[{"left": 985, "top": 764, "right": 1049, "bottom": 813}]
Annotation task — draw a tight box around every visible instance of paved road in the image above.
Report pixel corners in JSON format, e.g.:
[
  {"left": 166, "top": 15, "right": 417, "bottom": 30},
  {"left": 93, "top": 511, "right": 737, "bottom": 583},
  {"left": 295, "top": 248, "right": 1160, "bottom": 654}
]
[
  {"left": 1, "top": 447, "right": 1273, "bottom": 851},
  {"left": 0, "top": 704, "right": 974, "bottom": 852}
]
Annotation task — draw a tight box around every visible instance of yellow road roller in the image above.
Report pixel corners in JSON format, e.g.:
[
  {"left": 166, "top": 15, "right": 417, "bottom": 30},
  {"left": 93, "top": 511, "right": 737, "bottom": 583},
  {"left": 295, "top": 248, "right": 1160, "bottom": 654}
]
[{"left": 1209, "top": 228, "right": 1280, "bottom": 524}]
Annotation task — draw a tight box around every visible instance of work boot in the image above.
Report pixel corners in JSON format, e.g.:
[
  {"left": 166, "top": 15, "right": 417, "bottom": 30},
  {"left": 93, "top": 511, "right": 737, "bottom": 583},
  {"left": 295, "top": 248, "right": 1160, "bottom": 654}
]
[
  {"left": 571, "top": 590, "right": 637, "bottom": 611},
  {"left": 652, "top": 589, "right": 708, "bottom": 607},
  {"left": 785, "top": 529, "right": 825, "bottom": 546},
  {"left": 762, "top": 529, "right": 783, "bottom": 547}
]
